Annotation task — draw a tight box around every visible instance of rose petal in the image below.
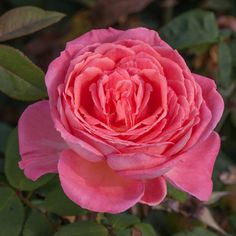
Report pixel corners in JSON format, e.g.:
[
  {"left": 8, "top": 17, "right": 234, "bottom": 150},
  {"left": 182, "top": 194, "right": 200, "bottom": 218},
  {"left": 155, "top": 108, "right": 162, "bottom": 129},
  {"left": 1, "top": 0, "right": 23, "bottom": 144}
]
[
  {"left": 156, "top": 47, "right": 191, "bottom": 74},
  {"left": 107, "top": 152, "right": 180, "bottom": 179},
  {"left": 46, "top": 51, "right": 70, "bottom": 103},
  {"left": 194, "top": 74, "right": 224, "bottom": 141},
  {"left": 140, "top": 177, "right": 167, "bottom": 206},
  {"left": 53, "top": 92, "right": 106, "bottom": 162},
  {"left": 67, "top": 28, "right": 122, "bottom": 48},
  {"left": 183, "top": 101, "right": 212, "bottom": 150},
  {"left": 58, "top": 149, "right": 144, "bottom": 213},
  {"left": 96, "top": 43, "right": 135, "bottom": 62},
  {"left": 165, "top": 132, "right": 220, "bottom": 201},
  {"left": 18, "top": 101, "right": 66, "bottom": 181},
  {"left": 67, "top": 27, "right": 169, "bottom": 51},
  {"left": 117, "top": 27, "right": 169, "bottom": 47},
  {"left": 108, "top": 153, "right": 165, "bottom": 171}
]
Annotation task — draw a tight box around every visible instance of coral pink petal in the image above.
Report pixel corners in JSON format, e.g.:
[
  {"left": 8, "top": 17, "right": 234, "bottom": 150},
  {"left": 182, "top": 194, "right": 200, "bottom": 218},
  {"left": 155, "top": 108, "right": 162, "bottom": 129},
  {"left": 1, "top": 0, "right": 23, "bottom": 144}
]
[
  {"left": 67, "top": 27, "right": 170, "bottom": 55},
  {"left": 107, "top": 152, "right": 181, "bottom": 179},
  {"left": 194, "top": 73, "right": 224, "bottom": 140},
  {"left": 18, "top": 101, "right": 67, "bottom": 181},
  {"left": 140, "top": 177, "right": 167, "bottom": 206},
  {"left": 53, "top": 116, "right": 105, "bottom": 162},
  {"left": 117, "top": 27, "right": 170, "bottom": 48},
  {"left": 45, "top": 51, "right": 70, "bottom": 103},
  {"left": 107, "top": 153, "right": 165, "bottom": 171},
  {"left": 58, "top": 149, "right": 144, "bottom": 213},
  {"left": 165, "top": 132, "right": 220, "bottom": 201},
  {"left": 67, "top": 28, "right": 122, "bottom": 48}
]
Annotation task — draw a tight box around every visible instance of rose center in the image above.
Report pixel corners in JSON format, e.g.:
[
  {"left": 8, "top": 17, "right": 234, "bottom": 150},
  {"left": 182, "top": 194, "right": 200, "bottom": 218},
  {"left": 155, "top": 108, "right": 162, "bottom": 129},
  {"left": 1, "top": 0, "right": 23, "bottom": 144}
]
[
  {"left": 88, "top": 69, "right": 153, "bottom": 132},
  {"left": 105, "top": 78, "right": 135, "bottom": 131}
]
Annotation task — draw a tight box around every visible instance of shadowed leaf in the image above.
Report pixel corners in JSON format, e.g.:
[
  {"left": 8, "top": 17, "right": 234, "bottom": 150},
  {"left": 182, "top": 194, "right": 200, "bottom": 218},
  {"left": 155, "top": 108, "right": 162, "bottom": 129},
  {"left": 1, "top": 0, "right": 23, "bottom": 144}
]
[
  {"left": 0, "top": 186, "right": 24, "bottom": 236},
  {"left": 0, "top": 45, "right": 47, "bottom": 101},
  {"left": 0, "top": 6, "right": 65, "bottom": 42},
  {"left": 106, "top": 213, "right": 140, "bottom": 230},
  {"left": 160, "top": 9, "right": 219, "bottom": 49},
  {"left": 23, "top": 210, "right": 54, "bottom": 236},
  {"left": 43, "top": 184, "right": 87, "bottom": 216},
  {"left": 134, "top": 223, "right": 158, "bottom": 236},
  {"left": 173, "top": 227, "right": 218, "bottom": 236},
  {"left": 55, "top": 221, "right": 108, "bottom": 236}
]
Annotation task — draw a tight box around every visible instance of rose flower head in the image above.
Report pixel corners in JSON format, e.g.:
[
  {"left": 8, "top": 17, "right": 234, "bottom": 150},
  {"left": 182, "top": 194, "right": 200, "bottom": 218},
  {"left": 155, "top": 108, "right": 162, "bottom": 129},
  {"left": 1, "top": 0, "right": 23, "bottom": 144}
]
[{"left": 18, "top": 28, "right": 224, "bottom": 213}]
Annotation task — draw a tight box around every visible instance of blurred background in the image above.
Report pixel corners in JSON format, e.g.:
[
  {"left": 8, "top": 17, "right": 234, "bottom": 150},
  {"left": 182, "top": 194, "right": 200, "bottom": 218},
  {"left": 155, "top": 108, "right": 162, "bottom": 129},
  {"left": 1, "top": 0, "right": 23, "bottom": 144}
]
[{"left": 0, "top": 0, "right": 236, "bottom": 235}]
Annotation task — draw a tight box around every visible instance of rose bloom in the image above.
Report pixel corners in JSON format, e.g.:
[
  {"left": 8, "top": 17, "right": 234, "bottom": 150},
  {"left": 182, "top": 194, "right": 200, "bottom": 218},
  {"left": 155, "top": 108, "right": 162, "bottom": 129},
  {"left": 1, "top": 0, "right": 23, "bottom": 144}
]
[{"left": 19, "top": 28, "right": 224, "bottom": 213}]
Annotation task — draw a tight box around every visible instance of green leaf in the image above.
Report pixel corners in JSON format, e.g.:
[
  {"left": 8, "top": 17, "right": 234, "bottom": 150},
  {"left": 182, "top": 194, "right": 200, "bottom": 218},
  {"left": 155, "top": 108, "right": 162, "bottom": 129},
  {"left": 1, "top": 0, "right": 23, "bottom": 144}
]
[
  {"left": 0, "top": 186, "right": 24, "bottom": 236},
  {"left": 23, "top": 210, "right": 54, "bottom": 236},
  {"left": 134, "top": 223, "right": 158, "bottom": 236},
  {"left": 0, "top": 6, "right": 65, "bottom": 42},
  {"left": 55, "top": 221, "right": 108, "bottom": 236},
  {"left": 43, "top": 184, "right": 87, "bottom": 216},
  {"left": 173, "top": 227, "right": 218, "bottom": 236},
  {"left": 160, "top": 9, "right": 219, "bottom": 49},
  {"left": 0, "top": 45, "right": 47, "bottom": 101},
  {"left": 202, "top": 0, "right": 232, "bottom": 11},
  {"left": 106, "top": 213, "right": 140, "bottom": 230},
  {"left": 114, "top": 229, "right": 132, "bottom": 236},
  {"left": 5, "top": 128, "right": 53, "bottom": 191},
  {"left": 217, "top": 42, "right": 232, "bottom": 87},
  {"left": 0, "top": 122, "right": 12, "bottom": 153},
  {"left": 167, "top": 184, "right": 188, "bottom": 202}
]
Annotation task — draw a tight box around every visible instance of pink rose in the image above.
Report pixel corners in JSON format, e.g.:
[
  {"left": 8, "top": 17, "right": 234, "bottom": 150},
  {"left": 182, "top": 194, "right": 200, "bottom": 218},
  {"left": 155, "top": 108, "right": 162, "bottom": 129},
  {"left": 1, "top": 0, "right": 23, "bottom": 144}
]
[{"left": 18, "top": 28, "right": 224, "bottom": 213}]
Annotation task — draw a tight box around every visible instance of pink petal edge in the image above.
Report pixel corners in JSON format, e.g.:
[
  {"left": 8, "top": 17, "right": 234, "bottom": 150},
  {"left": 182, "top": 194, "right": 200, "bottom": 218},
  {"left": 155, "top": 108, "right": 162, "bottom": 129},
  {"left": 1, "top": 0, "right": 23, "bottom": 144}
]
[
  {"left": 140, "top": 177, "right": 167, "bottom": 206},
  {"left": 164, "top": 132, "right": 220, "bottom": 201},
  {"left": 58, "top": 149, "right": 145, "bottom": 213},
  {"left": 194, "top": 73, "right": 224, "bottom": 141},
  {"left": 18, "top": 101, "right": 66, "bottom": 181}
]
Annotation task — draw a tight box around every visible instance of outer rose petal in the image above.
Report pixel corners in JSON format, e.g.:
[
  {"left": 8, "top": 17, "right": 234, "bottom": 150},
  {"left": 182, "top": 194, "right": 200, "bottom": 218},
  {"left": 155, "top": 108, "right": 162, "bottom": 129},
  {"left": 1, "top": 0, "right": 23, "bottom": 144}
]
[
  {"left": 67, "top": 28, "right": 122, "bottom": 48},
  {"left": 18, "top": 101, "right": 66, "bottom": 181},
  {"left": 194, "top": 73, "right": 224, "bottom": 141},
  {"left": 58, "top": 149, "right": 144, "bottom": 213},
  {"left": 164, "top": 132, "right": 220, "bottom": 201},
  {"left": 117, "top": 27, "right": 169, "bottom": 47},
  {"left": 45, "top": 51, "right": 70, "bottom": 103},
  {"left": 140, "top": 177, "right": 167, "bottom": 206},
  {"left": 67, "top": 27, "right": 168, "bottom": 50}
]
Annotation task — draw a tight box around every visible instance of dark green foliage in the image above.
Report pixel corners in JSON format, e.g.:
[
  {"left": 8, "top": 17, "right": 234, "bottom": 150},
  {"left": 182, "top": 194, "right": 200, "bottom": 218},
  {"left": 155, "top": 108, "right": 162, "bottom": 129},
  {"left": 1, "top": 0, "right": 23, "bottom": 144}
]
[
  {"left": 23, "top": 210, "right": 55, "bottom": 236},
  {"left": 0, "top": 187, "right": 24, "bottom": 236},
  {"left": 0, "top": 6, "right": 65, "bottom": 42},
  {"left": 0, "top": 45, "right": 47, "bottom": 100},
  {"left": 160, "top": 10, "right": 219, "bottom": 49},
  {"left": 54, "top": 221, "right": 108, "bottom": 236},
  {"left": 43, "top": 183, "right": 87, "bottom": 216}
]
